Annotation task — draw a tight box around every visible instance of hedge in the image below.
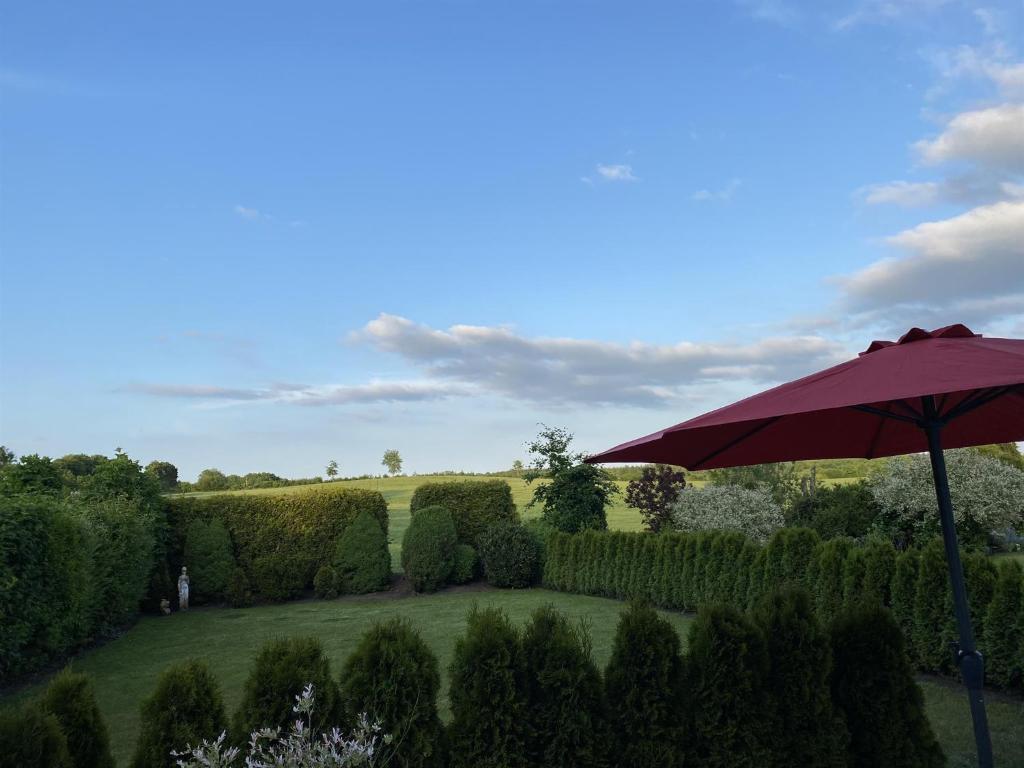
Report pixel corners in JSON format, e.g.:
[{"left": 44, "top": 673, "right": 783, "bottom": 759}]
[
  {"left": 164, "top": 486, "right": 388, "bottom": 602},
  {"left": 542, "top": 527, "right": 1022, "bottom": 688},
  {"left": 0, "top": 494, "right": 156, "bottom": 684},
  {"left": 402, "top": 506, "right": 458, "bottom": 593},
  {"left": 409, "top": 480, "right": 516, "bottom": 546}
]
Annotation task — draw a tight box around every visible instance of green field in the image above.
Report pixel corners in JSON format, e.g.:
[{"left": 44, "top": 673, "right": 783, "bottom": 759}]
[
  {"left": 5, "top": 588, "right": 1021, "bottom": 768},
  {"left": 179, "top": 473, "right": 858, "bottom": 568}
]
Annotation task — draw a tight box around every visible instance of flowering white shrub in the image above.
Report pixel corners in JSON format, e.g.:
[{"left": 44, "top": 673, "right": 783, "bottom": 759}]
[
  {"left": 670, "top": 484, "right": 784, "bottom": 543},
  {"left": 173, "top": 684, "right": 388, "bottom": 768},
  {"left": 868, "top": 449, "right": 1024, "bottom": 548}
]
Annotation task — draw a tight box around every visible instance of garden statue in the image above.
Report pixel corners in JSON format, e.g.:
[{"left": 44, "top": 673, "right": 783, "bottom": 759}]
[
  {"left": 160, "top": 598, "right": 171, "bottom": 615},
  {"left": 177, "top": 566, "right": 190, "bottom": 610}
]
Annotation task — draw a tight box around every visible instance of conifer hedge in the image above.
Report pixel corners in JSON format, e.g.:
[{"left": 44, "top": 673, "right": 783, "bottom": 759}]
[
  {"left": 164, "top": 487, "right": 388, "bottom": 602},
  {"left": 983, "top": 559, "right": 1024, "bottom": 690}
]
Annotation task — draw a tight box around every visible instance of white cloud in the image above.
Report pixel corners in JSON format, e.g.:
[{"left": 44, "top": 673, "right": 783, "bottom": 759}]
[
  {"left": 692, "top": 179, "right": 741, "bottom": 202},
  {"left": 860, "top": 181, "right": 942, "bottom": 207},
  {"left": 233, "top": 204, "right": 268, "bottom": 221},
  {"left": 915, "top": 104, "right": 1024, "bottom": 172},
  {"left": 835, "top": 0, "right": 955, "bottom": 30},
  {"left": 350, "top": 313, "right": 847, "bottom": 407},
  {"left": 836, "top": 200, "right": 1024, "bottom": 312},
  {"left": 594, "top": 164, "right": 638, "bottom": 182},
  {"left": 734, "top": 0, "right": 799, "bottom": 25},
  {"left": 127, "top": 379, "right": 468, "bottom": 406},
  {"left": 859, "top": 175, "right": 1024, "bottom": 207}
]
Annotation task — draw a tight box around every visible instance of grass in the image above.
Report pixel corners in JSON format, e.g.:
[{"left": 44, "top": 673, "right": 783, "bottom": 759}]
[
  {"left": 4, "top": 588, "right": 1021, "bottom": 768},
  {"left": 178, "top": 473, "right": 860, "bottom": 569}
]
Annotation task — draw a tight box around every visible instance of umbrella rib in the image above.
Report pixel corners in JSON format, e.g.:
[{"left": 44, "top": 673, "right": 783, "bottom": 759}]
[
  {"left": 850, "top": 404, "right": 923, "bottom": 427},
  {"left": 942, "top": 386, "right": 1014, "bottom": 422},
  {"left": 690, "top": 416, "right": 781, "bottom": 470},
  {"left": 864, "top": 404, "right": 890, "bottom": 460}
]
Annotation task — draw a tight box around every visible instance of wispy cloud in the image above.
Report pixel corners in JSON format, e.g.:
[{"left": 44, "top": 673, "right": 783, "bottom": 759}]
[
  {"left": 234, "top": 204, "right": 269, "bottom": 221},
  {"left": 125, "top": 379, "right": 470, "bottom": 406},
  {"left": 692, "top": 179, "right": 741, "bottom": 202},
  {"left": 349, "top": 313, "right": 847, "bottom": 407},
  {"left": 588, "top": 163, "right": 638, "bottom": 183},
  {"left": 734, "top": 0, "right": 800, "bottom": 26},
  {"left": 834, "top": 0, "right": 955, "bottom": 31}
]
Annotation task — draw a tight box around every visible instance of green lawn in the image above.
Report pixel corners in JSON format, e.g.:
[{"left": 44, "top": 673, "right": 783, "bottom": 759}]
[{"left": 4, "top": 588, "right": 1021, "bottom": 768}]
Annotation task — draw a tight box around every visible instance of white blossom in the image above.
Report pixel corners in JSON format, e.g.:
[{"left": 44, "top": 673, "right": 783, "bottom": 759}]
[{"left": 669, "top": 484, "right": 784, "bottom": 543}]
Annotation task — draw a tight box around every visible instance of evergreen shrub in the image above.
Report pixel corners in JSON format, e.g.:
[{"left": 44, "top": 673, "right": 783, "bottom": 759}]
[
  {"left": 226, "top": 567, "right": 254, "bottom": 608},
  {"left": 0, "top": 702, "right": 71, "bottom": 768},
  {"left": 450, "top": 544, "right": 478, "bottom": 585},
  {"left": 913, "top": 538, "right": 956, "bottom": 673},
  {"left": 182, "top": 518, "right": 234, "bottom": 602},
  {"left": 332, "top": 509, "right": 391, "bottom": 594},
  {"left": 131, "top": 660, "right": 227, "bottom": 768},
  {"left": 983, "top": 559, "right": 1023, "bottom": 689},
  {"left": 479, "top": 520, "right": 540, "bottom": 588},
  {"left": 313, "top": 565, "right": 339, "bottom": 599},
  {"left": 40, "top": 668, "right": 114, "bottom": 768},
  {"left": 401, "top": 505, "right": 457, "bottom": 593},
  {"left": 409, "top": 480, "right": 516, "bottom": 545}
]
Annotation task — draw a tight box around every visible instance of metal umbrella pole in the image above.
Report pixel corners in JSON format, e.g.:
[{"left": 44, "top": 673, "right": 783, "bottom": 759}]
[{"left": 921, "top": 395, "right": 994, "bottom": 768}]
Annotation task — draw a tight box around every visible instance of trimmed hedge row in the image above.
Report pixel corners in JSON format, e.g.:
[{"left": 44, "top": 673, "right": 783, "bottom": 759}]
[
  {"left": 409, "top": 480, "right": 516, "bottom": 546},
  {"left": 542, "top": 527, "right": 1024, "bottom": 689},
  {"left": 0, "top": 495, "right": 157, "bottom": 683},
  {"left": 164, "top": 487, "right": 388, "bottom": 602}
]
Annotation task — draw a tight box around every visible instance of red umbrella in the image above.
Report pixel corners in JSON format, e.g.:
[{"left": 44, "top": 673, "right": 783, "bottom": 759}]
[{"left": 587, "top": 324, "right": 1024, "bottom": 768}]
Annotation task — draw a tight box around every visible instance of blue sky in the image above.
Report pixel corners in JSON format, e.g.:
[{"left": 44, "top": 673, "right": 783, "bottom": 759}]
[{"left": 2, "top": 0, "right": 1022, "bottom": 479}]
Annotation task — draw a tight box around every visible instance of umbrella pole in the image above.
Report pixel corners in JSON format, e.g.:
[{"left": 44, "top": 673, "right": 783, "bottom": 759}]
[{"left": 922, "top": 397, "right": 994, "bottom": 768}]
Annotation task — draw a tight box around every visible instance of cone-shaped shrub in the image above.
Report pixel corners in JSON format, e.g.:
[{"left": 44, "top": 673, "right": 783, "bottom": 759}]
[
  {"left": 688, "top": 605, "right": 771, "bottom": 768},
  {"left": 679, "top": 535, "right": 699, "bottom": 610},
  {"left": 984, "top": 559, "right": 1023, "bottom": 689},
  {"left": 341, "top": 618, "right": 445, "bottom": 768},
  {"left": 131, "top": 660, "right": 227, "bottom": 768},
  {"left": 732, "top": 541, "right": 760, "bottom": 608},
  {"left": 604, "top": 603, "right": 685, "bottom": 768},
  {"left": 313, "top": 564, "right": 338, "bottom": 599},
  {"left": 401, "top": 506, "right": 457, "bottom": 593},
  {"left": 707, "top": 531, "right": 746, "bottom": 604},
  {"left": 861, "top": 539, "right": 897, "bottom": 607},
  {"left": 232, "top": 636, "right": 342, "bottom": 740},
  {"left": 447, "top": 607, "right": 526, "bottom": 768},
  {"left": 745, "top": 548, "right": 767, "bottom": 611},
  {"left": 780, "top": 527, "right": 821, "bottom": 588},
  {"left": 752, "top": 587, "right": 848, "bottom": 768},
  {"left": 842, "top": 547, "right": 867, "bottom": 608},
  {"left": 830, "top": 604, "right": 944, "bottom": 767},
  {"left": 0, "top": 702, "right": 70, "bottom": 768},
  {"left": 813, "top": 538, "right": 853, "bottom": 622},
  {"left": 40, "top": 668, "right": 114, "bottom": 768},
  {"left": 963, "top": 551, "right": 997, "bottom": 640},
  {"left": 450, "top": 544, "right": 478, "bottom": 584},
  {"left": 521, "top": 605, "right": 608, "bottom": 768},
  {"left": 226, "top": 567, "right": 254, "bottom": 607},
  {"left": 182, "top": 518, "right": 235, "bottom": 602},
  {"left": 890, "top": 548, "right": 920, "bottom": 660},
  {"left": 913, "top": 538, "right": 956, "bottom": 673},
  {"left": 333, "top": 509, "right": 391, "bottom": 594}
]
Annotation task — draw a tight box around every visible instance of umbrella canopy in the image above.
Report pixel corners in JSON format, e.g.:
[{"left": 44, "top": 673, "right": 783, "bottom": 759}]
[
  {"left": 588, "top": 324, "right": 1024, "bottom": 469},
  {"left": 587, "top": 324, "right": 1024, "bottom": 768}
]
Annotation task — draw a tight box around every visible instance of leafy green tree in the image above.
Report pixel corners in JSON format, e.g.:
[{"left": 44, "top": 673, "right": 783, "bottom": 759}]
[
  {"left": 448, "top": 607, "right": 526, "bottom": 768},
  {"left": 382, "top": 449, "right": 403, "bottom": 476},
  {"left": 0, "top": 445, "right": 14, "bottom": 466},
  {"left": 753, "top": 588, "right": 848, "bottom": 768},
  {"left": 512, "top": 459, "right": 524, "bottom": 475},
  {"left": 524, "top": 425, "right": 618, "bottom": 533},
  {"left": 0, "top": 454, "right": 66, "bottom": 496},
  {"left": 131, "top": 660, "right": 227, "bottom": 768},
  {"left": 182, "top": 518, "right": 235, "bottom": 602},
  {"left": 194, "top": 468, "right": 229, "bottom": 492},
  {"left": 40, "top": 668, "right": 115, "bottom": 768},
  {"left": 625, "top": 464, "right": 687, "bottom": 533},
  {"left": 341, "top": 618, "right": 446, "bottom": 768},
  {"left": 53, "top": 454, "right": 107, "bottom": 479},
  {"left": 604, "top": 603, "right": 686, "bottom": 768},
  {"left": 521, "top": 606, "right": 607, "bottom": 768},
  {"left": 144, "top": 460, "right": 179, "bottom": 491},
  {"left": 326, "top": 460, "right": 339, "bottom": 479},
  {"left": 830, "top": 604, "right": 944, "bottom": 767},
  {"left": 688, "top": 605, "right": 771, "bottom": 768},
  {"left": 788, "top": 481, "right": 879, "bottom": 539}
]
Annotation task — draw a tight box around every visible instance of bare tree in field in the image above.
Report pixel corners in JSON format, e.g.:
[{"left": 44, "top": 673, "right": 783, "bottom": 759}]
[{"left": 382, "top": 449, "right": 402, "bottom": 476}]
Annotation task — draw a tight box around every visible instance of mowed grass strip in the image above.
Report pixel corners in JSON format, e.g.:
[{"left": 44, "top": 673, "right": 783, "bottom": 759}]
[{"left": 4, "top": 588, "right": 1021, "bottom": 768}]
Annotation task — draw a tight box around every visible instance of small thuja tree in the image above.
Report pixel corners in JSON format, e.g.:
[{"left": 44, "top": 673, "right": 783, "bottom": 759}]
[
  {"left": 173, "top": 685, "right": 387, "bottom": 768},
  {"left": 752, "top": 587, "right": 848, "bottom": 768},
  {"left": 333, "top": 510, "right": 391, "bottom": 594},
  {"left": 232, "top": 637, "right": 342, "bottom": 742},
  {"left": 0, "top": 702, "right": 71, "bottom": 768},
  {"left": 523, "top": 425, "right": 617, "bottom": 533},
  {"left": 625, "top": 464, "right": 687, "bottom": 533},
  {"left": 447, "top": 607, "right": 527, "bottom": 768},
  {"left": 40, "top": 668, "right": 115, "bottom": 768},
  {"left": 521, "top": 606, "right": 608, "bottom": 768},
  {"left": 913, "top": 538, "right": 956, "bottom": 673},
  {"left": 688, "top": 605, "right": 772, "bottom": 768},
  {"left": 983, "top": 559, "right": 1023, "bottom": 689},
  {"left": 830, "top": 603, "right": 944, "bottom": 767},
  {"left": 131, "top": 660, "right": 227, "bottom": 768},
  {"left": 604, "top": 603, "right": 686, "bottom": 768},
  {"left": 341, "top": 618, "right": 446, "bottom": 768}
]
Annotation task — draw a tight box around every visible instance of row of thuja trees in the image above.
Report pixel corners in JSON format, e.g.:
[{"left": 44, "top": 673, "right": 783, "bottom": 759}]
[
  {"left": 1, "top": 589, "right": 943, "bottom": 768},
  {"left": 543, "top": 527, "right": 1024, "bottom": 691}
]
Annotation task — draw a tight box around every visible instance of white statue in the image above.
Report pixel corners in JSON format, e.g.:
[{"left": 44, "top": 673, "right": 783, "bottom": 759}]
[{"left": 178, "top": 566, "right": 190, "bottom": 610}]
